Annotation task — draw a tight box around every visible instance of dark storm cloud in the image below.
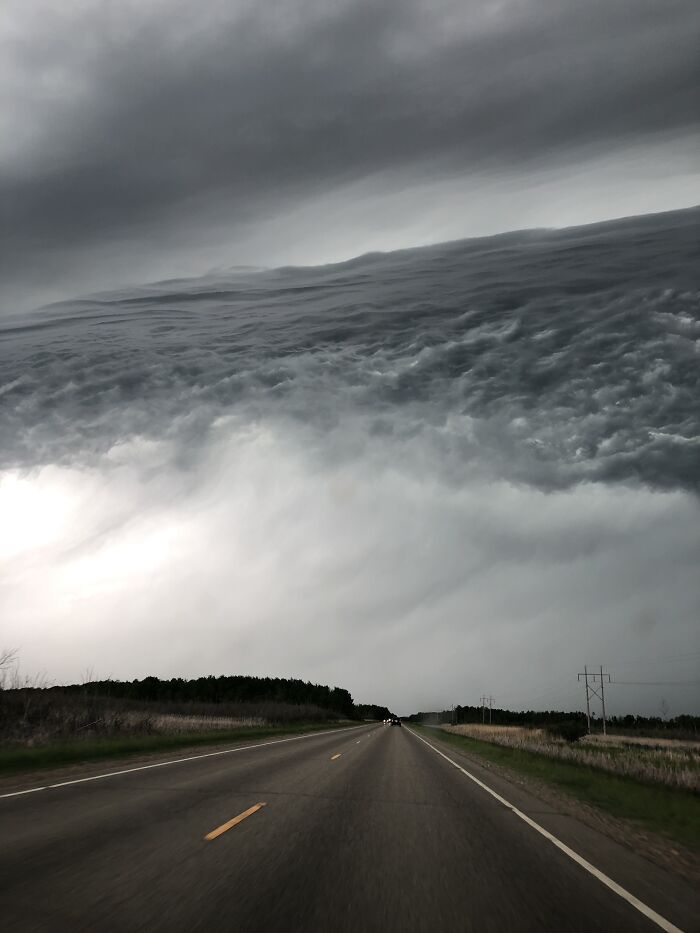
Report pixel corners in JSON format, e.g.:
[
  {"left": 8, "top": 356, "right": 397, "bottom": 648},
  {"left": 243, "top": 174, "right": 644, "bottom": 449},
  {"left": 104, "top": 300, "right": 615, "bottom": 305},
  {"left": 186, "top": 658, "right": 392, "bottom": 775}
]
[
  {"left": 2, "top": 208, "right": 699, "bottom": 712},
  {"left": 2, "top": 0, "right": 699, "bottom": 293},
  {"left": 2, "top": 207, "right": 699, "bottom": 495}
]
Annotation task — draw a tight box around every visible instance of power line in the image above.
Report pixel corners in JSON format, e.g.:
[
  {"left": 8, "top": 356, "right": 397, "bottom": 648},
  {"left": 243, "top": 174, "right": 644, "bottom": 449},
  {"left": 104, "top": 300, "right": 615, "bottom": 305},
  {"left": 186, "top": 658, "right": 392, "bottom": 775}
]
[{"left": 611, "top": 681, "right": 699, "bottom": 687}]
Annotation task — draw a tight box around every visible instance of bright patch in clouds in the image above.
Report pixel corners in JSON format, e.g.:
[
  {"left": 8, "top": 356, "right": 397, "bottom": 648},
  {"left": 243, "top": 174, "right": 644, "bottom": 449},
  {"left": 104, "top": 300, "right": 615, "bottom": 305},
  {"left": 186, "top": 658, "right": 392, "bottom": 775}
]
[{"left": 2, "top": 418, "right": 698, "bottom": 714}]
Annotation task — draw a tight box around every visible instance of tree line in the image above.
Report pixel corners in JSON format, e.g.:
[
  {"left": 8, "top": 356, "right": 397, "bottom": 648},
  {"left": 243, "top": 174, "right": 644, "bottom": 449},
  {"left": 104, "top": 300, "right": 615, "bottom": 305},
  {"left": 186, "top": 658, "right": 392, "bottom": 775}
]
[
  {"left": 406, "top": 704, "right": 699, "bottom": 734},
  {"left": 356, "top": 703, "right": 393, "bottom": 721},
  {"left": 50, "top": 675, "right": 391, "bottom": 721}
]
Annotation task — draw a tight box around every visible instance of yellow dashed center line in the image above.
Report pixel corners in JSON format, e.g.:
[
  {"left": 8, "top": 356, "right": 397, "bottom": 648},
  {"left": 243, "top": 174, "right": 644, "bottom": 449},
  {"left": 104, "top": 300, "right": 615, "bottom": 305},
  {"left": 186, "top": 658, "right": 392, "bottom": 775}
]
[
  {"left": 331, "top": 753, "right": 341, "bottom": 760},
  {"left": 204, "top": 803, "right": 266, "bottom": 840}
]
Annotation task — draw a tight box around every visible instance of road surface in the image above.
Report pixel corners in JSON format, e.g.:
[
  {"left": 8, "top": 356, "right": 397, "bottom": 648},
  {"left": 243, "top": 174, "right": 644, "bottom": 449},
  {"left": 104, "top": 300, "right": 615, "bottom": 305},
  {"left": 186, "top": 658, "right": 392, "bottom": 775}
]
[{"left": 0, "top": 723, "right": 697, "bottom": 932}]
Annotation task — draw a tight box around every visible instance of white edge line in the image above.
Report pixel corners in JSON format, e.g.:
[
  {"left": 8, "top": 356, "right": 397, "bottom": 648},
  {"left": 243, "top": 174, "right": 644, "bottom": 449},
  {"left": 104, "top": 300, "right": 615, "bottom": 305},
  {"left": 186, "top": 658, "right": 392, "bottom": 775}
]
[
  {"left": 406, "top": 727, "right": 683, "bottom": 933},
  {"left": 0, "top": 724, "right": 366, "bottom": 800}
]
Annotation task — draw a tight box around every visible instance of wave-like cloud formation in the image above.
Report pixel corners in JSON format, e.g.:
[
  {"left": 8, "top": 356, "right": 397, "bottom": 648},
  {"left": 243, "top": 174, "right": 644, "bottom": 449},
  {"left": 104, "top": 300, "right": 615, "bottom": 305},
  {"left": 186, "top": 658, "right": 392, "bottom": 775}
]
[
  {"left": 1, "top": 208, "right": 699, "bottom": 711},
  {"left": 2, "top": 207, "right": 699, "bottom": 493}
]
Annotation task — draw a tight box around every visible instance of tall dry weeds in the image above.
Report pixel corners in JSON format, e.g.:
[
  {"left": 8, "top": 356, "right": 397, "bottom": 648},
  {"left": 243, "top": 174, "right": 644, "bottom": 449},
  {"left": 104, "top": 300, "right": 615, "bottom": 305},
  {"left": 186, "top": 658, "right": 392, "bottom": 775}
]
[{"left": 442, "top": 723, "right": 700, "bottom": 792}]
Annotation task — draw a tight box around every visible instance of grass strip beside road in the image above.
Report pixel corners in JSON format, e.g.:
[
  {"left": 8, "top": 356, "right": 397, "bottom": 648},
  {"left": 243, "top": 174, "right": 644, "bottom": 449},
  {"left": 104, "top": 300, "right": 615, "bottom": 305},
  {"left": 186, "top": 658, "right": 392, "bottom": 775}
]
[
  {"left": 0, "top": 722, "right": 355, "bottom": 776},
  {"left": 420, "top": 727, "right": 700, "bottom": 852}
]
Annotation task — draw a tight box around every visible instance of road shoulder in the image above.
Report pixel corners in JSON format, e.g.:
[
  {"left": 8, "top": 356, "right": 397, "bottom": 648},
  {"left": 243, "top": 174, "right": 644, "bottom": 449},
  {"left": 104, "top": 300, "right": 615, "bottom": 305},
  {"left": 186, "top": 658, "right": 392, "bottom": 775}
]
[{"left": 409, "top": 726, "right": 699, "bottom": 933}]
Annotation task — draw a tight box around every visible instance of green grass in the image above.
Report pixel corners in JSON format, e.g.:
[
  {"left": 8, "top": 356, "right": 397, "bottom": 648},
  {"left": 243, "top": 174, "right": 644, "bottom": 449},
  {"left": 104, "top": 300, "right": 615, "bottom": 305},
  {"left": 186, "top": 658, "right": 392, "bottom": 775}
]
[
  {"left": 417, "top": 726, "right": 700, "bottom": 852},
  {"left": 0, "top": 721, "right": 357, "bottom": 776}
]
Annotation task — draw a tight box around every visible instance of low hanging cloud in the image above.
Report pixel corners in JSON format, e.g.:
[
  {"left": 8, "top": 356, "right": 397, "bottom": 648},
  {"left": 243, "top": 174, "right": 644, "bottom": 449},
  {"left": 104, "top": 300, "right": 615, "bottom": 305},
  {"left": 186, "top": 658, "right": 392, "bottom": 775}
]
[
  {"left": 2, "top": 419, "right": 698, "bottom": 715},
  {"left": 1, "top": 210, "right": 699, "bottom": 713},
  {"left": 2, "top": 208, "right": 699, "bottom": 493}
]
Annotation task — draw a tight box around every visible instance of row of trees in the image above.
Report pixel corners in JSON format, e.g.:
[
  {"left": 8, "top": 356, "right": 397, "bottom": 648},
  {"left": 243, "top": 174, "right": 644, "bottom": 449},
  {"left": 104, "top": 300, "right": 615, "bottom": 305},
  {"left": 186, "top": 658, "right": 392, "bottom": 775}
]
[
  {"left": 51, "top": 675, "right": 390, "bottom": 721},
  {"left": 356, "top": 703, "right": 393, "bottom": 721},
  {"left": 408, "top": 706, "right": 586, "bottom": 726},
  {"left": 407, "top": 705, "right": 700, "bottom": 733}
]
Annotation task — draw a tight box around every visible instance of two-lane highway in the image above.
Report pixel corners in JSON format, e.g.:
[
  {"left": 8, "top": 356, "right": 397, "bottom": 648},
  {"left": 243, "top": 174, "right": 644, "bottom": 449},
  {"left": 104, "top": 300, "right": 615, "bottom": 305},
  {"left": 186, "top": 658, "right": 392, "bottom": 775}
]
[{"left": 0, "top": 723, "right": 696, "bottom": 932}]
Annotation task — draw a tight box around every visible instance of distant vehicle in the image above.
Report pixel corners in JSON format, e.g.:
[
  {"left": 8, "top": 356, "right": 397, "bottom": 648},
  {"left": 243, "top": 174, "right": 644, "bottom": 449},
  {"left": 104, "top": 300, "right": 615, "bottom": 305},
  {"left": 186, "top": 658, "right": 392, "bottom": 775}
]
[{"left": 390, "top": 718, "right": 401, "bottom": 726}]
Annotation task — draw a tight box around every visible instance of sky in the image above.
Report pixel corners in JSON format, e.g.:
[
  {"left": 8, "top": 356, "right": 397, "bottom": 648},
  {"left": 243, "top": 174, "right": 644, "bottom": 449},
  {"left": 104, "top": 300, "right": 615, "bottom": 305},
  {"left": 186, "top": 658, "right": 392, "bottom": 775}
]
[
  {"left": 2, "top": 0, "right": 699, "bottom": 313},
  {"left": 1, "top": 0, "right": 699, "bottom": 717}
]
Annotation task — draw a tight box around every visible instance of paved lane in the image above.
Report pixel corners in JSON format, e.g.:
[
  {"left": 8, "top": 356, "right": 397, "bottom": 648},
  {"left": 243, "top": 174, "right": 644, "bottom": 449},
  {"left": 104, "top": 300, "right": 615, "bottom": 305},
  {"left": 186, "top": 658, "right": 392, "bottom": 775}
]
[{"left": 0, "top": 723, "right": 696, "bottom": 932}]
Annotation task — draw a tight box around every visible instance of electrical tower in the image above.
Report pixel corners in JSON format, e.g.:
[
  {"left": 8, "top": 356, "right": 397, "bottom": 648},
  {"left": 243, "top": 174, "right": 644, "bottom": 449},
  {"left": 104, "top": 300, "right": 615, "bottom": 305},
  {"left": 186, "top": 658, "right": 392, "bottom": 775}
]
[
  {"left": 577, "top": 665, "right": 610, "bottom": 734},
  {"left": 480, "top": 695, "right": 496, "bottom": 724}
]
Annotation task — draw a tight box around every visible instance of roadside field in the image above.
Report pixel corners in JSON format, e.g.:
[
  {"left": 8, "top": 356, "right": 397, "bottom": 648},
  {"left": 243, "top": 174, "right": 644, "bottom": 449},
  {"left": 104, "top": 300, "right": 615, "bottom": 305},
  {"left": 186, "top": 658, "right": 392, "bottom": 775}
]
[
  {"left": 441, "top": 723, "right": 699, "bottom": 792},
  {"left": 428, "top": 725, "right": 700, "bottom": 853}
]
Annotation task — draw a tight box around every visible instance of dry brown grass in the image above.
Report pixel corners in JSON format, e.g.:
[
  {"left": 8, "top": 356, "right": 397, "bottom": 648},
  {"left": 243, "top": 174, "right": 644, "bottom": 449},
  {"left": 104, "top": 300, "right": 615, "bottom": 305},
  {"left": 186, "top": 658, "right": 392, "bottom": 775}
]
[
  {"left": 582, "top": 732, "right": 700, "bottom": 751},
  {"left": 442, "top": 723, "right": 700, "bottom": 792},
  {"left": 149, "top": 713, "right": 264, "bottom": 732}
]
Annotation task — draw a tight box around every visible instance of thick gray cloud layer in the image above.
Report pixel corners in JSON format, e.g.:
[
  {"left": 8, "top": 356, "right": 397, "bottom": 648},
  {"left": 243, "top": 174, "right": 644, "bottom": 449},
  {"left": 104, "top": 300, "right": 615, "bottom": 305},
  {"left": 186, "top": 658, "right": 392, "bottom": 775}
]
[
  {"left": 3, "top": 208, "right": 700, "bottom": 493},
  {"left": 1, "top": 209, "right": 699, "bottom": 713},
  {"left": 2, "top": 0, "right": 699, "bottom": 310}
]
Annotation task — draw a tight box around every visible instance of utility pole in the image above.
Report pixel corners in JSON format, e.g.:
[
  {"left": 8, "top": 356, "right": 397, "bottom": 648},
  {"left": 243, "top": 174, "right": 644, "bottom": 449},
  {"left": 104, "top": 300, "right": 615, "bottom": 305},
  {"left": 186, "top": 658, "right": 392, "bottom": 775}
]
[
  {"left": 578, "top": 666, "right": 611, "bottom": 734},
  {"left": 580, "top": 666, "right": 591, "bottom": 733},
  {"left": 480, "top": 695, "right": 487, "bottom": 724}
]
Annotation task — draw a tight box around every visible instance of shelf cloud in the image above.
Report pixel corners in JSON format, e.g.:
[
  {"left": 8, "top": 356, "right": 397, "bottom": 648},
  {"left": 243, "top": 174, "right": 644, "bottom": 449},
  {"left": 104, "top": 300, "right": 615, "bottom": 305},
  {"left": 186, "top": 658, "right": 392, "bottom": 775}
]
[{"left": 2, "top": 211, "right": 699, "bottom": 712}]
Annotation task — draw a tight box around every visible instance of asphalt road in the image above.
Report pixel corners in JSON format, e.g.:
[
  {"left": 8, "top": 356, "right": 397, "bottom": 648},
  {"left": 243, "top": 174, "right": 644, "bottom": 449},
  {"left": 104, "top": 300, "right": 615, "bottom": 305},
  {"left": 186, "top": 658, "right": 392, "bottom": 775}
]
[{"left": 0, "top": 723, "right": 697, "bottom": 932}]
